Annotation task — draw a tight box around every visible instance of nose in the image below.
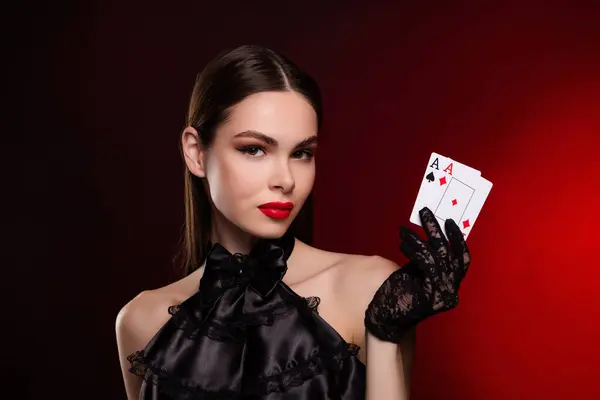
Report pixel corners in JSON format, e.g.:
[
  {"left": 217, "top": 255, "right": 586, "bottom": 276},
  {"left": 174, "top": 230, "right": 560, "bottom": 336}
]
[{"left": 269, "top": 161, "right": 295, "bottom": 194}]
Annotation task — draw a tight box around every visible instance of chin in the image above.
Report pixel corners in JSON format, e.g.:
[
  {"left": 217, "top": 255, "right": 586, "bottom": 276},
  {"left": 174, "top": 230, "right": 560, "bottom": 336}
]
[
  {"left": 252, "top": 225, "right": 290, "bottom": 239},
  {"left": 242, "top": 218, "right": 293, "bottom": 240}
]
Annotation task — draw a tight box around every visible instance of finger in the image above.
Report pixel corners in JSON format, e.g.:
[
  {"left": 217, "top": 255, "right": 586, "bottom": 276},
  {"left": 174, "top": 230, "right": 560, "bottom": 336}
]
[
  {"left": 399, "top": 260, "right": 422, "bottom": 277},
  {"left": 445, "top": 219, "right": 472, "bottom": 279},
  {"left": 399, "top": 225, "right": 423, "bottom": 241},
  {"left": 399, "top": 240, "right": 419, "bottom": 262},
  {"left": 444, "top": 219, "right": 465, "bottom": 267},
  {"left": 400, "top": 226, "right": 430, "bottom": 257},
  {"left": 399, "top": 241, "right": 436, "bottom": 283},
  {"left": 399, "top": 226, "right": 437, "bottom": 280},
  {"left": 418, "top": 207, "right": 450, "bottom": 259}
]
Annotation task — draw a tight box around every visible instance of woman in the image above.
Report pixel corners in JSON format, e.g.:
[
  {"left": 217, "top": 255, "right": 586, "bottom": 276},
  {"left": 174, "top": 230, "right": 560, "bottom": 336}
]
[{"left": 116, "top": 45, "right": 471, "bottom": 399}]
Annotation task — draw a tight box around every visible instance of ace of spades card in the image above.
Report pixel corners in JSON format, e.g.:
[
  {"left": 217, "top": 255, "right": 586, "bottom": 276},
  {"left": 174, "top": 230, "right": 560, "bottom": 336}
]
[{"left": 409, "top": 152, "right": 493, "bottom": 240}]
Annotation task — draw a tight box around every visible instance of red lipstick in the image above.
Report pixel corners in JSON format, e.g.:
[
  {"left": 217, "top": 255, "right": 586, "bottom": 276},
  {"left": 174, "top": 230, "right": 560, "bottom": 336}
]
[{"left": 258, "top": 202, "right": 294, "bottom": 220}]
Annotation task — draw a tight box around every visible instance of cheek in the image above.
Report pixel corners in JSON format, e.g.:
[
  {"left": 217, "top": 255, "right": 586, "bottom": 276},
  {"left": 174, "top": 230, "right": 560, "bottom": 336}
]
[
  {"left": 294, "top": 164, "right": 316, "bottom": 192},
  {"left": 209, "top": 154, "right": 263, "bottom": 206}
]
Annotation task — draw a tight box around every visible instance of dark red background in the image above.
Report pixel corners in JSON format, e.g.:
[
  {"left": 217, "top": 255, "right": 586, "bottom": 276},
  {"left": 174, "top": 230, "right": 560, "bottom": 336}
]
[{"left": 8, "top": 1, "right": 600, "bottom": 398}]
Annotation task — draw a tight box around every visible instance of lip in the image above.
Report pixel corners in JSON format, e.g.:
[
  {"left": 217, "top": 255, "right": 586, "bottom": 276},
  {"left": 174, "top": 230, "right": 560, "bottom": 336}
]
[
  {"left": 258, "top": 208, "right": 291, "bottom": 219},
  {"left": 257, "top": 202, "right": 294, "bottom": 220},
  {"left": 258, "top": 202, "right": 294, "bottom": 210}
]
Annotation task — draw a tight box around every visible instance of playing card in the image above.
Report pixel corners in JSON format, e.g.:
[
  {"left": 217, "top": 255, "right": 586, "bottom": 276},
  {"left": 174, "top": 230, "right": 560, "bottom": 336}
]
[
  {"left": 409, "top": 152, "right": 481, "bottom": 223},
  {"left": 409, "top": 152, "right": 492, "bottom": 240},
  {"left": 433, "top": 174, "right": 492, "bottom": 240}
]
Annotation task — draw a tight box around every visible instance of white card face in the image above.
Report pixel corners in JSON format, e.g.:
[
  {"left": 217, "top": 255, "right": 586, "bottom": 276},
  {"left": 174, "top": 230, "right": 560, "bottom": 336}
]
[
  {"left": 454, "top": 178, "right": 493, "bottom": 240},
  {"left": 409, "top": 152, "right": 481, "bottom": 226},
  {"left": 435, "top": 175, "right": 493, "bottom": 240},
  {"left": 409, "top": 152, "right": 492, "bottom": 240},
  {"left": 435, "top": 178, "right": 474, "bottom": 222}
]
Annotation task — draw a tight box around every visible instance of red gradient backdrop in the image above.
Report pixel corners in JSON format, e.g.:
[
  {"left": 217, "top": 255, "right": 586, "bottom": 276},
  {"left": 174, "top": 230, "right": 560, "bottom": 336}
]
[{"left": 10, "top": 1, "right": 600, "bottom": 399}]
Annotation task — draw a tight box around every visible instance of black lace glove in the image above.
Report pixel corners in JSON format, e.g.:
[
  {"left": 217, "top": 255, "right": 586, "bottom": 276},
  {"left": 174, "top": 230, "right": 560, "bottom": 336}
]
[{"left": 364, "top": 207, "right": 472, "bottom": 343}]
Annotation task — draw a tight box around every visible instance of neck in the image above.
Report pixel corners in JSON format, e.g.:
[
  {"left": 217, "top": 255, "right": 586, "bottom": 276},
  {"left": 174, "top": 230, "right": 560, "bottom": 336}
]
[{"left": 208, "top": 210, "right": 260, "bottom": 255}]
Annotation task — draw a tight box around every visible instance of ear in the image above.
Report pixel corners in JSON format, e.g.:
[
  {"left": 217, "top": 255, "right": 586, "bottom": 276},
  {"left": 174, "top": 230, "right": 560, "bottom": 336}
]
[{"left": 181, "top": 126, "right": 206, "bottom": 178}]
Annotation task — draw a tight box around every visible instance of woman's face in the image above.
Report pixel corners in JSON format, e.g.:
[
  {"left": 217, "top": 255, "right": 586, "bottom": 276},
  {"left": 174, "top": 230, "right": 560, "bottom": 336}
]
[{"left": 200, "top": 91, "right": 318, "bottom": 239}]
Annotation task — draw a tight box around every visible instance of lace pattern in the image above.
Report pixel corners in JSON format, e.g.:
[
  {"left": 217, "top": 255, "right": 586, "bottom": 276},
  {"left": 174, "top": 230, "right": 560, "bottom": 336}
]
[
  {"left": 127, "top": 350, "right": 147, "bottom": 377},
  {"left": 304, "top": 296, "right": 320, "bottom": 314},
  {"left": 365, "top": 207, "right": 471, "bottom": 343},
  {"left": 165, "top": 296, "right": 361, "bottom": 356},
  {"left": 128, "top": 294, "right": 363, "bottom": 397},
  {"left": 128, "top": 338, "right": 359, "bottom": 397},
  {"left": 168, "top": 301, "right": 293, "bottom": 342}
]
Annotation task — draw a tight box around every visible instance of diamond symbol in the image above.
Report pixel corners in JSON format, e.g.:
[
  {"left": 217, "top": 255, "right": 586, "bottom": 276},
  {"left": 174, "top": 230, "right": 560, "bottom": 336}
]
[
  {"left": 462, "top": 219, "right": 470, "bottom": 229},
  {"left": 452, "top": 199, "right": 458, "bottom": 206},
  {"left": 439, "top": 176, "right": 447, "bottom": 186}
]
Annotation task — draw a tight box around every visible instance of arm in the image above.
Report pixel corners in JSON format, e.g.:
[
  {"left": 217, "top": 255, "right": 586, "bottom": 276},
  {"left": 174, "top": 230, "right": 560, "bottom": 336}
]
[
  {"left": 366, "top": 327, "right": 416, "bottom": 399},
  {"left": 359, "top": 257, "right": 416, "bottom": 399},
  {"left": 116, "top": 291, "right": 165, "bottom": 400},
  {"left": 363, "top": 207, "right": 471, "bottom": 399}
]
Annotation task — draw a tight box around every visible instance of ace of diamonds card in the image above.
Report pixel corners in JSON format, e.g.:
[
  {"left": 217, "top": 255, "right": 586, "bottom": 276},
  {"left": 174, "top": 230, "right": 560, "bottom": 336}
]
[{"left": 409, "top": 152, "right": 493, "bottom": 240}]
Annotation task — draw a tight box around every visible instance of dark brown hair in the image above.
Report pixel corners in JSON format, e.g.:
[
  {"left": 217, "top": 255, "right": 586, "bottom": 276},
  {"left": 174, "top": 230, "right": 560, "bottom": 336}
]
[{"left": 176, "top": 45, "right": 323, "bottom": 276}]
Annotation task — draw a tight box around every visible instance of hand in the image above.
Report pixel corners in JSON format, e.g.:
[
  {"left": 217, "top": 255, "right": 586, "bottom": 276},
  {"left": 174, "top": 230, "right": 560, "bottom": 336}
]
[
  {"left": 364, "top": 207, "right": 471, "bottom": 343},
  {"left": 399, "top": 206, "right": 471, "bottom": 313}
]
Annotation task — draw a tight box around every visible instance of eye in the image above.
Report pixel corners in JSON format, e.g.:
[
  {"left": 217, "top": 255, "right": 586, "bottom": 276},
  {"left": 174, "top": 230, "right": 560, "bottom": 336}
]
[
  {"left": 237, "top": 145, "right": 266, "bottom": 158},
  {"left": 292, "top": 149, "right": 315, "bottom": 160}
]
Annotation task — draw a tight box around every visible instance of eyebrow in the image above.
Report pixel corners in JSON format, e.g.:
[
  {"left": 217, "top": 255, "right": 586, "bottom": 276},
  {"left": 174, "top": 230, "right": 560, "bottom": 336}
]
[{"left": 233, "top": 130, "right": 318, "bottom": 149}]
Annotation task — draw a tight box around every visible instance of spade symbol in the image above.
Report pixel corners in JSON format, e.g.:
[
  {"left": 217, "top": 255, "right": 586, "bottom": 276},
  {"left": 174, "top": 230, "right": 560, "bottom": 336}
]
[{"left": 426, "top": 172, "right": 435, "bottom": 183}]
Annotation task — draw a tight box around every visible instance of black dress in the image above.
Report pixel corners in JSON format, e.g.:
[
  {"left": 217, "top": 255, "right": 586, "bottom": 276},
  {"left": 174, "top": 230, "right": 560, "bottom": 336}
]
[{"left": 128, "top": 231, "right": 367, "bottom": 399}]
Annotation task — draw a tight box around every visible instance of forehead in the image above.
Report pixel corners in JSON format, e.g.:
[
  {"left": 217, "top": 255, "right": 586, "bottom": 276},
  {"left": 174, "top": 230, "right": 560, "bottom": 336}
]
[{"left": 220, "top": 91, "right": 318, "bottom": 140}]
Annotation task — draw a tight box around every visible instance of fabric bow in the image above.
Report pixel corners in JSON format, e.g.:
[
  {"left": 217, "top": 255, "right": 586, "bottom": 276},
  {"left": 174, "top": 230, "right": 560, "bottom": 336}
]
[{"left": 200, "top": 230, "right": 295, "bottom": 300}]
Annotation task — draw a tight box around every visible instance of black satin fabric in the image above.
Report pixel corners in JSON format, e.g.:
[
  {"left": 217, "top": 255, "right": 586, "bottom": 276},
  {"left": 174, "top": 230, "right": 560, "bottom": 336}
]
[{"left": 129, "top": 231, "right": 366, "bottom": 399}]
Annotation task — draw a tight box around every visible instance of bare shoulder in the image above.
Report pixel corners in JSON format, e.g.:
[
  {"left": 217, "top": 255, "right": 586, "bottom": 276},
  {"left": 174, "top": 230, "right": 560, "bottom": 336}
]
[
  {"left": 294, "top": 240, "right": 399, "bottom": 301},
  {"left": 115, "top": 288, "right": 172, "bottom": 399},
  {"left": 115, "top": 269, "right": 203, "bottom": 399},
  {"left": 116, "top": 269, "right": 203, "bottom": 352},
  {"left": 116, "top": 289, "right": 174, "bottom": 351},
  {"left": 334, "top": 254, "right": 400, "bottom": 300}
]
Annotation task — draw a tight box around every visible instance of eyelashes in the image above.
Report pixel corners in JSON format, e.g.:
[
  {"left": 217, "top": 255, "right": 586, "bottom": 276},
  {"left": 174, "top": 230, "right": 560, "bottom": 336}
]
[
  {"left": 236, "top": 145, "right": 315, "bottom": 161},
  {"left": 237, "top": 146, "right": 265, "bottom": 157}
]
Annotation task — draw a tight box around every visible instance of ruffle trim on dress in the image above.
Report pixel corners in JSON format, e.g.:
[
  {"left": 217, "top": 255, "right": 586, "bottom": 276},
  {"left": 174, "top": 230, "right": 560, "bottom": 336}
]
[
  {"left": 168, "top": 300, "right": 295, "bottom": 342},
  {"left": 127, "top": 340, "right": 360, "bottom": 398},
  {"left": 253, "top": 341, "right": 359, "bottom": 394},
  {"left": 127, "top": 289, "right": 363, "bottom": 398},
  {"left": 128, "top": 350, "right": 239, "bottom": 399}
]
